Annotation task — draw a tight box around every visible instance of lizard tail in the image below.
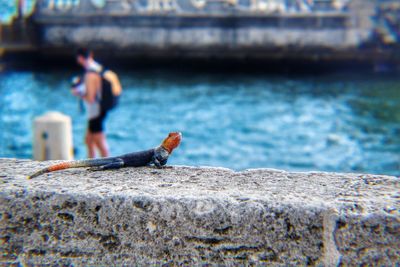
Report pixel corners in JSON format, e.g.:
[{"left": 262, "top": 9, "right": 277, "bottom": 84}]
[{"left": 27, "top": 160, "right": 91, "bottom": 179}]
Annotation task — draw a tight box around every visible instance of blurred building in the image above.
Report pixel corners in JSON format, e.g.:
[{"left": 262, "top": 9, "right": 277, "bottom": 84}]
[{"left": 0, "top": 0, "right": 399, "bottom": 65}]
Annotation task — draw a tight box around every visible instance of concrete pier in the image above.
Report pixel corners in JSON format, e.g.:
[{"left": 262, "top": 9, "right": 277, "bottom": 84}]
[
  {"left": 30, "top": 0, "right": 372, "bottom": 60},
  {"left": 1, "top": 0, "right": 399, "bottom": 64},
  {"left": 0, "top": 158, "right": 399, "bottom": 265}
]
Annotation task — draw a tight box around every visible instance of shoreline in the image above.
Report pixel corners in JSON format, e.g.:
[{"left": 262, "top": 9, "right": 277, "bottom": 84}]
[{"left": 1, "top": 51, "right": 399, "bottom": 74}]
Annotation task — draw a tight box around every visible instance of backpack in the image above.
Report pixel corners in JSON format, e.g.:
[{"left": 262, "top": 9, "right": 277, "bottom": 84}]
[{"left": 99, "top": 69, "right": 122, "bottom": 113}]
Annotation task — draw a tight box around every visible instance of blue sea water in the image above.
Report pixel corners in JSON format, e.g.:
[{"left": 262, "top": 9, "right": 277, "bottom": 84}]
[{"left": 0, "top": 68, "right": 399, "bottom": 176}]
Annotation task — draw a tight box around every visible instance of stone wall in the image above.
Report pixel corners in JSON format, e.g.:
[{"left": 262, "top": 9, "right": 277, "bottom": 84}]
[
  {"left": 27, "top": 0, "right": 395, "bottom": 61},
  {"left": 0, "top": 158, "right": 399, "bottom": 266},
  {"left": 2, "top": 0, "right": 399, "bottom": 64}
]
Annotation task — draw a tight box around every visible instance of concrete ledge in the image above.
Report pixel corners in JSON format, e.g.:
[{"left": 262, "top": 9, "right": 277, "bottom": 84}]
[{"left": 0, "top": 158, "right": 399, "bottom": 266}]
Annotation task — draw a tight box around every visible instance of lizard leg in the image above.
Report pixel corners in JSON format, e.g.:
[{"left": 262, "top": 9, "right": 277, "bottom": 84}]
[
  {"left": 151, "top": 154, "right": 168, "bottom": 168},
  {"left": 152, "top": 157, "right": 162, "bottom": 168},
  {"left": 90, "top": 158, "right": 124, "bottom": 171}
]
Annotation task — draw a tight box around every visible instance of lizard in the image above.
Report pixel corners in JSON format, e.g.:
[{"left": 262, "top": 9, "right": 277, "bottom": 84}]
[{"left": 27, "top": 132, "right": 182, "bottom": 179}]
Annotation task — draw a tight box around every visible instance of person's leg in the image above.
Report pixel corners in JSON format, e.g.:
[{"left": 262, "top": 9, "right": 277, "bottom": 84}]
[
  {"left": 90, "top": 111, "right": 109, "bottom": 157},
  {"left": 93, "top": 132, "right": 109, "bottom": 157},
  {"left": 87, "top": 117, "right": 102, "bottom": 158},
  {"left": 85, "top": 130, "right": 96, "bottom": 158}
]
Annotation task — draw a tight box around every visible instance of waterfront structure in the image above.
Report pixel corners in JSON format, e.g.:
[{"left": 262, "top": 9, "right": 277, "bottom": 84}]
[{"left": 0, "top": 0, "right": 399, "bottom": 64}]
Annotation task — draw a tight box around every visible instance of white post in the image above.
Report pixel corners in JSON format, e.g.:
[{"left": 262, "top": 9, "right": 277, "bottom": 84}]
[{"left": 33, "top": 111, "right": 74, "bottom": 161}]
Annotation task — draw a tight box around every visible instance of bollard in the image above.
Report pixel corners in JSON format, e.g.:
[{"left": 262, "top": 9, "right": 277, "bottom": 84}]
[{"left": 33, "top": 111, "right": 74, "bottom": 161}]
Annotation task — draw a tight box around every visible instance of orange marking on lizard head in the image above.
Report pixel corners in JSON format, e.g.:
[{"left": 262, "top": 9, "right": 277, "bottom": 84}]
[{"left": 161, "top": 132, "right": 182, "bottom": 153}]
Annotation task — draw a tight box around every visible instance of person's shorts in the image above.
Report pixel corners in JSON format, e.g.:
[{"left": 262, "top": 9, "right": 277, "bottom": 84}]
[{"left": 88, "top": 112, "right": 107, "bottom": 133}]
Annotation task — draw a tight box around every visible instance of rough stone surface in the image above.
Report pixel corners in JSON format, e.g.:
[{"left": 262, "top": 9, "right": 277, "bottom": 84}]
[{"left": 0, "top": 158, "right": 399, "bottom": 266}]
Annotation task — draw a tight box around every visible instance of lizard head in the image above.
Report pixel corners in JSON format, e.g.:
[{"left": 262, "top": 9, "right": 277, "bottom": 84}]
[{"left": 161, "top": 132, "right": 182, "bottom": 153}]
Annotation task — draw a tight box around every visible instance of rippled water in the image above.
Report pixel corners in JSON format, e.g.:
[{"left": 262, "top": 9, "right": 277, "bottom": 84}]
[{"left": 0, "top": 68, "right": 399, "bottom": 176}]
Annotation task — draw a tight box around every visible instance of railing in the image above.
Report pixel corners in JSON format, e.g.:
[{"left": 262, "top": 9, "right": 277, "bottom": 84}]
[
  {"left": 37, "top": 0, "right": 80, "bottom": 9},
  {"left": 374, "top": 1, "right": 400, "bottom": 45},
  {"left": 34, "top": 0, "right": 351, "bottom": 14}
]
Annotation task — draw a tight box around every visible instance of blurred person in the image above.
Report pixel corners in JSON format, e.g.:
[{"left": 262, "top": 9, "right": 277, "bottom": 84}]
[
  {"left": 17, "top": 0, "right": 25, "bottom": 19},
  {"left": 332, "top": 0, "right": 349, "bottom": 11},
  {"left": 75, "top": 48, "right": 120, "bottom": 158},
  {"left": 296, "top": 0, "right": 311, "bottom": 12}
]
